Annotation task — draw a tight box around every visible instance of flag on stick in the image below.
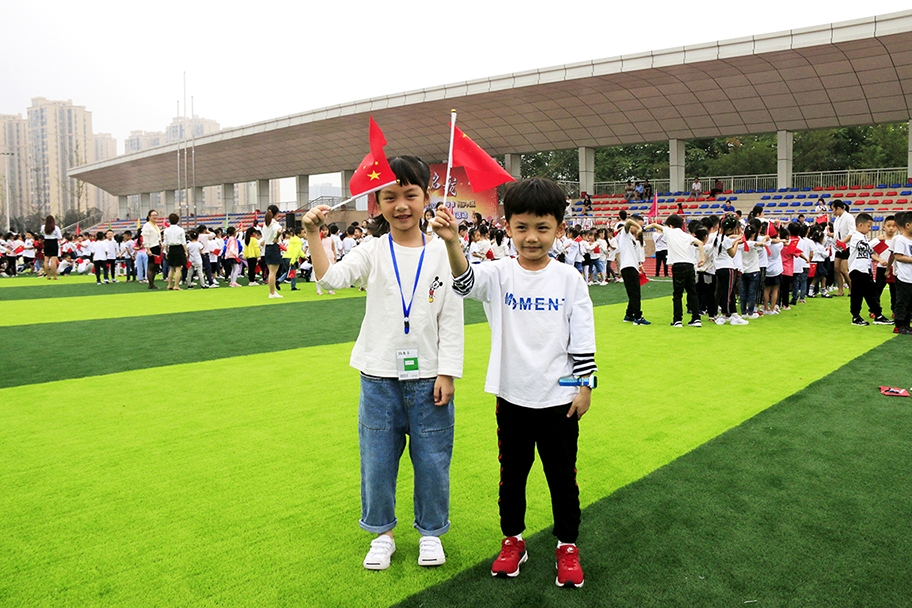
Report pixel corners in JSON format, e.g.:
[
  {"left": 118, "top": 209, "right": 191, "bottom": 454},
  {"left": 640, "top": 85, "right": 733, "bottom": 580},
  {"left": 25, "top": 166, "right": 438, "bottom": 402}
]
[
  {"left": 648, "top": 191, "right": 658, "bottom": 220},
  {"left": 329, "top": 117, "right": 397, "bottom": 211},
  {"left": 451, "top": 125, "right": 515, "bottom": 193}
]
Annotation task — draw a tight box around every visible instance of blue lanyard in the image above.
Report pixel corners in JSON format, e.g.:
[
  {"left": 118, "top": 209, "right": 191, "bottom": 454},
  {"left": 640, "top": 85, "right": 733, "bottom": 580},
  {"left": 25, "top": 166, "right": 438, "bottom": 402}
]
[{"left": 388, "top": 233, "right": 426, "bottom": 335}]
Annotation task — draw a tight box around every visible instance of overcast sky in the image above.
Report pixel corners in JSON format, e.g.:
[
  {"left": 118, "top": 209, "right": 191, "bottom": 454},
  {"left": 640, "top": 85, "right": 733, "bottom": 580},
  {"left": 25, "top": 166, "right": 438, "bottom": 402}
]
[{"left": 2, "top": 0, "right": 910, "bottom": 186}]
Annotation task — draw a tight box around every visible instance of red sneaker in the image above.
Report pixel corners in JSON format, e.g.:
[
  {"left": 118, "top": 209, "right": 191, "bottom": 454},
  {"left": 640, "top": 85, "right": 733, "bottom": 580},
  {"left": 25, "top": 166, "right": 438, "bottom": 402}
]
[
  {"left": 491, "top": 537, "right": 527, "bottom": 578},
  {"left": 555, "top": 544, "right": 585, "bottom": 588},
  {"left": 894, "top": 326, "right": 901, "bottom": 334}
]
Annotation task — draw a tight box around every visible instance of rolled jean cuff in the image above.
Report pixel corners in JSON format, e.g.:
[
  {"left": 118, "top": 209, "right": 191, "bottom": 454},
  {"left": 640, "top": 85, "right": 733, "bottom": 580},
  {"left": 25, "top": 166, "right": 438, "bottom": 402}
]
[
  {"left": 359, "top": 517, "right": 398, "bottom": 535},
  {"left": 414, "top": 519, "right": 450, "bottom": 537}
]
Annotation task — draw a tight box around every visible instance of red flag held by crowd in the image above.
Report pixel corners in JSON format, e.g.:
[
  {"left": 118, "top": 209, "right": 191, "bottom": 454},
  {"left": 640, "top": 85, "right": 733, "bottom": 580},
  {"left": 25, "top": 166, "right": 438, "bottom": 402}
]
[
  {"left": 451, "top": 125, "right": 515, "bottom": 192},
  {"left": 349, "top": 117, "right": 397, "bottom": 198}
]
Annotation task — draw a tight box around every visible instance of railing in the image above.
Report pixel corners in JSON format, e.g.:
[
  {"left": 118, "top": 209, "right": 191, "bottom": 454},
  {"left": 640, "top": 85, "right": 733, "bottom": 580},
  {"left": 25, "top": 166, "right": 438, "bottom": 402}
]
[
  {"left": 591, "top": 167, "right": 910, "bottom": 195},
  {"left": 301, "top": 195, "right": 344, "bottom": 210},
  {"left": 62, "top": 212, "right": 103, "bottom": 234}
]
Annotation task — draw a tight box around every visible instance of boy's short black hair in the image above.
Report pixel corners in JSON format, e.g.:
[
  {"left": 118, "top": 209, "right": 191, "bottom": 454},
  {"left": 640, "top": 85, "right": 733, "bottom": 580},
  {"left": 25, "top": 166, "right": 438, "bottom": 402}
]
[
  {"left": 856, "top": 212, "right": 873, "bottom": 224},
  {"left": 503, "top": 178, "right": 566, "bottom": 223},
  {"left": 787, "top": 222, "right": 801, "bottom": 236},
  {"left": 665, "top": 214, "right": 684, "bottom": 229},
  {"left": 895, "top": 211, "right": 907, "bottom": 227},
  {"left": 885, "top": 215, "right": 895, "bottom": 224},
  {"left": 618, "top": 210, "right": 628, "bottom": 220}
]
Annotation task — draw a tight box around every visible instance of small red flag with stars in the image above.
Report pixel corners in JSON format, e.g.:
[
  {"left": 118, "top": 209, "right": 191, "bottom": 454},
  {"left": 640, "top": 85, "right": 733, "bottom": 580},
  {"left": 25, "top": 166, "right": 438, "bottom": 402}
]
[
  {"left": 451, "top": 125, "right": 515, "bottom": 192},
  {"left": 349, "top": 117, "right": 397, "bottom": 198}
]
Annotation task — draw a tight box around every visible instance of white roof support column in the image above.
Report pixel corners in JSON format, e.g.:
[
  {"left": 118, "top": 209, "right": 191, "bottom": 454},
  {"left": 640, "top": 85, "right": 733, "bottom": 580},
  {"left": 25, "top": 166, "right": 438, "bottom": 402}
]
[
  {"left": 777, "top": 130, "right": 793, "bottom": 190},
  {"left": 256, "top": 179, "right": 270, "bottom": 211},
  {"left": 118, "top": 195, "right": 128, "bottom": 219},
  {"left": 164, "top": 190, "right": 175, "bottom": 214},
  {"left": 221, "top": 184, "right": 235, "bottom": 215},
  {"left": 669, "top": 139, "right": 686, "bottom": 193},
  {"left": 578, "top": 147, "right": 595, "bottom": 196},
  {"left": 503, "top": 153, "right": 522, "bottom": 181},
  {"left": 192, "top": 187, "right": 203, "bottom": 219},
  {"left": 907, "top": 119, "right": 912, "bottom": 181},
  {"left": 140, "top": 193, "right": 151, "bottom": 219},
  {"left": 296, "top": 175, "right": 310, "bottom": 208}
]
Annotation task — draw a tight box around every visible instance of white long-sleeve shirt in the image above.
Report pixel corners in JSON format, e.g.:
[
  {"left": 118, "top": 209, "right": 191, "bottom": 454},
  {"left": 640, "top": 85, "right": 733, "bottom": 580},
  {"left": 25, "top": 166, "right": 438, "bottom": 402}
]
[{"left": 317, "top": 235, "right": 464, "bottom": 379}]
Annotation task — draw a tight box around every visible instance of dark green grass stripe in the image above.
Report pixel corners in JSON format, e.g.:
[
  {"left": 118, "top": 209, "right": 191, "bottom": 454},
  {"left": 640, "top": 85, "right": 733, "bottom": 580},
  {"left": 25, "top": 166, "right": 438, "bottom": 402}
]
[
  {"left": 0, "top": 283, "right": 671, "bottom": 389},
  {"left": 0, "top": 279, "right": 148, "bottom": 300},
  {"left": 394, "top": 337, "right": 912, "bottom": 608}
]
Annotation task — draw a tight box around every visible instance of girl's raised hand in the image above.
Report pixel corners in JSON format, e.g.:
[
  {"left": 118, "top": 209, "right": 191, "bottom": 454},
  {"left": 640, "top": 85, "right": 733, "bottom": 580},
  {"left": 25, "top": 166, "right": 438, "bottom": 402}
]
[
  {"left": 302, "top": 205, "right": 331, "bottom": 232},
  {"left": 431, "top": 208, "right": 459, "bottom": 242}
]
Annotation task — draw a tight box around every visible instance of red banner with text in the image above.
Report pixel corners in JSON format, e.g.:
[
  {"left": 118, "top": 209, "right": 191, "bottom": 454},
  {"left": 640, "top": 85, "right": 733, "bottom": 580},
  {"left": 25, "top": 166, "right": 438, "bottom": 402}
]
[{"left": 367, "top": 164, "right": 500, "bottom": 222}]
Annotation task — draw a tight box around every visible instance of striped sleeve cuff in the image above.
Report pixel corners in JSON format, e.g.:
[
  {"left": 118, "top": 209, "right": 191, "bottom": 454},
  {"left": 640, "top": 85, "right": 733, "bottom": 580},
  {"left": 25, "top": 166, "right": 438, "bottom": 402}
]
[
  {"left": 571, "top": 353, "right": 598, "bottom": 377},
  {"left": 452, "top": 265, "right": 474, "bottom": 296}
]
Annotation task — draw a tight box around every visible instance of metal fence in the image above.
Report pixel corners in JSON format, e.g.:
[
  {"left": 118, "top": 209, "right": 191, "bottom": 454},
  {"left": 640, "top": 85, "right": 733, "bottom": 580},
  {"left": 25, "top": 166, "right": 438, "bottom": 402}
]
[{"left": 589, "top": 167, "right": 909, "bottom": 196}]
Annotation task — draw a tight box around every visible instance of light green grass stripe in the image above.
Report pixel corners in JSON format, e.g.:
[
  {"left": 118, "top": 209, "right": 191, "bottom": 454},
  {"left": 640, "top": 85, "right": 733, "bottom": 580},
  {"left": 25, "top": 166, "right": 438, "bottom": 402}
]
[
  {"left": 0, "top": 275, "right": 99, "bottom": 287},
  {"left": 0, "top": 299, "right": 892, "bottom": 606},
  {"left": 0, "top": 284, "right": 364, "bottom": 326}
]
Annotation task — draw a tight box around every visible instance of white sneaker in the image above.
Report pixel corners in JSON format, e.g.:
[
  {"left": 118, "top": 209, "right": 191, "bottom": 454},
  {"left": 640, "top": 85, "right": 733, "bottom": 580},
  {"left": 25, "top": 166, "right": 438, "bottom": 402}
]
[
  {"left": 418, "top": 535, "right": 446, "bottom": 567},
  {"left": 364, "top": 535, "right": 396, "bottom": 570},
  {"left": 746, "top": 313, "right": 760, "bottom": 320},
  {"left": 730, "top": 314, "right": 749, "bottom": 325},
  {"left": 268, "top": 293, "right": 283, "bottom": 299},
  {"left": 599, "top": 281, "right": 609, "bottom": 286},
  {"left": 715, "top": 316, "right": 728, "bottom": 325}
]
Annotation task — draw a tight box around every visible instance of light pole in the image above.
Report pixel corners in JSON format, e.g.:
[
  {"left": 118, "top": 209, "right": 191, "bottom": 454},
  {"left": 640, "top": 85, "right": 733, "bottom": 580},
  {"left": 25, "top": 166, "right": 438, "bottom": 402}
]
[{"left": 1, "top": 151, "right": 12, "bottom": 232}]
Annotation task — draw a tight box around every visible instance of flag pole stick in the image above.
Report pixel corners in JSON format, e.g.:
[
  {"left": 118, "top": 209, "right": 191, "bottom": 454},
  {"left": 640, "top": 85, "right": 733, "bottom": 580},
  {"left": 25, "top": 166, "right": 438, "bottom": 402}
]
[
  {"left": 328, "top": 180, "right": 398, "bottom": 212},
  {"left": 441, "top": 110, "right": 457, "bottom": 211}
]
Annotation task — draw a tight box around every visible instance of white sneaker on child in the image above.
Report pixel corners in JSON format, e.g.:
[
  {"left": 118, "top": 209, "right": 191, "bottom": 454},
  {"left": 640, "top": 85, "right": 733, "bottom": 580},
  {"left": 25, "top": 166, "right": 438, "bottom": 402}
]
[
  {"left": 730, "top": 314, "right": 749, "bottom": 325},
  {"left": 715, "top": 316, "right": 728, "bottom": 325},
  {"left": 363, "top": 535, "right": 396, "bottom": 570},
  {"left": 418, "top": 536, "right": 446, "bottom": 567}
]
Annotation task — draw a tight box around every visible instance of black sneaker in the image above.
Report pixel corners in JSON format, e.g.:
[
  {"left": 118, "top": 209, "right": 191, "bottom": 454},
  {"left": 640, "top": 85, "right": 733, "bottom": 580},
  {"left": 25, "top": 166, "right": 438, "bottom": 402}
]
[
  {"left": 687, "top": 318, "right": 702, "bottom": 327},
  {"left": 873, "top": 315, "right": 894, "bottom": 325},
  {"left": 670, "top": 321, "right": 683, "bottom": 328},
  {"left": 623, "top": 316, "right": 635, "bottom": 323},
  {"left": 852, "top": 317, "right": 870, "bottom": 326},
  {"left": 899, "top": 326, "right": 912, "bottom": 335}
]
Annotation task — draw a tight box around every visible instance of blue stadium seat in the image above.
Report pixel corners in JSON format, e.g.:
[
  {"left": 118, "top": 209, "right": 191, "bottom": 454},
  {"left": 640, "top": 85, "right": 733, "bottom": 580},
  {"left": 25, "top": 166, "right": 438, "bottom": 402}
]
[
  {"left": 778, "top": 188, "right": 788, "bottom": 192},
  {"left": 790, "top": 202, "right": 802, "bottom": 207},
  {"left": 717, "top": 196, "right": 726, "bottom": 201},
  {"left": 820, "top": 193, "right": 831, "bottom": 199},
  {"left": 808, "top": 193, "right": 819, "bottom": 198},
  {"left": 761, "top": 195, "right": 771, "bottom": 200},
  {"left": 735, "top": 189, "right": 744, "bottom": 194},
  {"left": 699, "top": 204, "right": 709, "bottom": 209},
  {"left": 872, "top": 225, "right": 880, "bottom": 231},
  {"left": 801, "top": 187, "right": 812, "bottom": 192},
  {"left": 784, "top": 195, "right": 794, "bottom": 199},
  {"left": 890, "top": 183, "right": 902, "bottom": 188},
  {"left": 710, "top": 203, "right": 720, "bottom": 209},
  {"left": 802, "top": 201, "right": 814, "bottom": 207},
  {"left": 773, "top": 195, "right": 783, "bottom": 200},
  {"left": 796, "top": 194, "right": 806, "bottom": 199},
  {"left": 729, "top": 197, "right": 737, "bottom": 201},
  {"left": 902, "top": 191, "right": 912, "bottom": 196},
  {"left": 874, "top": 216, "right": 884, "bottom": 222},
  {"left": 778, "top": 202, "right": 789, "bottom": 207},
  {"left": 877, "top": 184, "right": 888, "bottom": 189},
  {"left": 789, "top": 188, "right": 799, "bottom": 192}
]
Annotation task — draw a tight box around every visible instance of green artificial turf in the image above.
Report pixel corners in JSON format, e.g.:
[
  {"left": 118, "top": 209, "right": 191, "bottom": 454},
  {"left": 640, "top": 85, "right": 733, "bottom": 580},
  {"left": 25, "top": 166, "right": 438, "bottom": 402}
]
[
  {"left": 0, "top": 293, "right": 892, "bottom": 606},
  {"left": 396, "top": 336, "right": 912, "bottom": 608},
  {"left": 0, "top": 281, "right": 672, "bottom": 389}
]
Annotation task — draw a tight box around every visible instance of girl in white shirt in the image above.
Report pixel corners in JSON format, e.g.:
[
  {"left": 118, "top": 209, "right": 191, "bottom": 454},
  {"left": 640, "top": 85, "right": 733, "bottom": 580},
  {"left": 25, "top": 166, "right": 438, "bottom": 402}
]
[
  {"left": 260, "top": 204, "right": 284, "bottom": 298},
  {"left": 91, "top": 232, "right": 109, "bottom": 284},
  {"left": 42, "top": 215, "right": 63, "bottom": 280},
  {"left": 302, "top": 155, "right": 463, "bottom": 571}
]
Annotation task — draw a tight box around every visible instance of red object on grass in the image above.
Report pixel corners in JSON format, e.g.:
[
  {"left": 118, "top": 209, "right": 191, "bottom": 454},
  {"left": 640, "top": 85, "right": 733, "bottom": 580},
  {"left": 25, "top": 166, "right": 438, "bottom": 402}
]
[{"left": 880, "top": 386, "right": 910, "bottom": 397}]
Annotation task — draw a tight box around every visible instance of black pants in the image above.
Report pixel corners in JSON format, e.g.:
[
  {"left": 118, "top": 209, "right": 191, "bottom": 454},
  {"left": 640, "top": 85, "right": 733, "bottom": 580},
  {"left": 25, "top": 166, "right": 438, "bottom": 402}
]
[
  {"left": 672, "top": 262, "right": 699, "bottom": 322},
  {"left": 148, "top": 246, "right": 161, "bottom": 286},
  {"left": 621, "top": 266, "right": 641, "bottom": 319},
  {"left": 894, "top": 279, "right": 912, "bottom": 328},
  {"left": 850, "top": 270, "right": 882, "bottom": 318},
  {"left": 202, "top": 256, "right": 214, "bottom": 285},
  {"left": 93, "top": 260, "right": 108, "bottom": 281},
  {"left": 875, "top": 266, "right": 895, "bottom": 315},
  {"left": 698, "top": 271, "right": 717, "bottom": 316},
  {"left": 655, "top": 250, "right": 668, "bottom": 276},
  {"left": 496, "top": 398, "right": 580, "bottom": 543},
  {"left": 779, "top": 274, "right": 792, "bottom": 308},
  {"left": 716, "top": 268, "right": 736, "bottom": 316}
]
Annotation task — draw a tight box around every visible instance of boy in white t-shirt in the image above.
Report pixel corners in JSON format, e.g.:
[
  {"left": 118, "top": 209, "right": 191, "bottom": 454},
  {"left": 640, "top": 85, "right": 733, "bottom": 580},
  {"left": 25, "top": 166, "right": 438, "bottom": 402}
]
[
  {"left": 433, "top": 178, "right": 596, "bottom": 589},
  {"left": 890, "top": 212, "right": 912, "bottom": 335},
  {"left": 185, "top": 230, "right": 207, "bottom": 288},
  {"left": 646, "top": 215, "right": 706, "bottom": 327},
  {"left": 847, "top": 213, "right": 892, "bottom": 326}
]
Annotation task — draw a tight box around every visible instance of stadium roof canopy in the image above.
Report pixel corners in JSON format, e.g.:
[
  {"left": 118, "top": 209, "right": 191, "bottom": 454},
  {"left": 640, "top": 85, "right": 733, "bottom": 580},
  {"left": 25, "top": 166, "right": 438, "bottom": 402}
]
[{"left": 71, "top": 10, "right": 912, "bottom": 197}]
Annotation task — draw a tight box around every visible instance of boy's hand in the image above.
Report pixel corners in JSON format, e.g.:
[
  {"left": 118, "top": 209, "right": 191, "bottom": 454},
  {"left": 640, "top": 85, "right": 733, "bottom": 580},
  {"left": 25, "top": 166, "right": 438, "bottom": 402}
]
[
  {"left": 567, "top": 388, "right": 591, "bottom": 419},
  {"left": 431, "top": 208, "right": 459, "bottom": 243},
  {"left": 434, "top": 375, "right": 455, "bottom": 406},
  {"left": 302, "top": 205, "right": 330, "bottom": 233}
]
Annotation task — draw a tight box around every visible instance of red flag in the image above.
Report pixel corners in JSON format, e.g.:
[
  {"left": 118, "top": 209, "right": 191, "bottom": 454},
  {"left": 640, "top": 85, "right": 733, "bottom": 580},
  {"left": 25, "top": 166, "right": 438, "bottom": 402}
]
[
  {"left": 75, "top": 223, "right": 81, "bottom": 236},
  {"left": 451, "top": 125, "right": 515, "bottom": 192},
  {"left": 349, "top": 117, "right": 396, "bottom": 198},
  {"left": 649, "top": 192, "right": 658, "bottom": 219},
  {"left": 815, "top": 215, "right": 827, "bottom": 224},
  {"left": 638, "top": 272, "right": 650, "bottom": 286},
  {"left": 873, "top": 239, "right": 889, "bottom": 256},
  {"left": 835, "top": 240, "right": 848, "bottom": 252},
  {"left": 767, "top": 222, "right": 777, "bottom": 238}
]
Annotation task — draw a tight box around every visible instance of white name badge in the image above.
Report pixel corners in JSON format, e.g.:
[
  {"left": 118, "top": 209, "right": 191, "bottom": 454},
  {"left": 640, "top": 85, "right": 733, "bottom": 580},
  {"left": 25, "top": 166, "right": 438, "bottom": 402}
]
[{"left": 396, "top": 348, "right": 420, "bottom": 380}]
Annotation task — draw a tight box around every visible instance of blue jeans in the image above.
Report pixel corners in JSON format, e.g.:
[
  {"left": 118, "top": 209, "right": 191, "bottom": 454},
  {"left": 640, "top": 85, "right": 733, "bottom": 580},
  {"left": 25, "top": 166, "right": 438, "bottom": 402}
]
[
  {"left": 358, "top": 374, "right": 454, "bottom": 536},
  {"left": 740, "top": 272, "right": 759, "bottom": 315},
  {"left": 792, "top": 271, "right": 807, "bottom": 304},
  {"left": 135, "top": 251, "right": 148, "bottom": 281}
]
